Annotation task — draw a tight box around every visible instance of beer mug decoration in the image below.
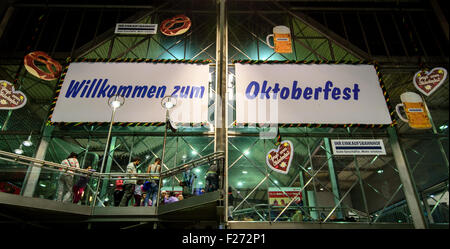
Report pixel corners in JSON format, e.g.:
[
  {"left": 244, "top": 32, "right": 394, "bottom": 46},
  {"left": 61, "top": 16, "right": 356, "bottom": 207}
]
[
  {"left": 266, "top": 25, "right": 293, "bottom": 54},
  {"left": 395, "top": 92, "right": 432, "bottom": 129}
]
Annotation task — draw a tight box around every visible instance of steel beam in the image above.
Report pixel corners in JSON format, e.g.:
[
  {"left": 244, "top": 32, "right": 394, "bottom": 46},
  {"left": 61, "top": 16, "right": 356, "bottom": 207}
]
[
  {"left": 22, "top": 126, "right": 54, "bottom": 197},
  {"left": 387, "top": 127, "right": 427, "bottom": 229}
]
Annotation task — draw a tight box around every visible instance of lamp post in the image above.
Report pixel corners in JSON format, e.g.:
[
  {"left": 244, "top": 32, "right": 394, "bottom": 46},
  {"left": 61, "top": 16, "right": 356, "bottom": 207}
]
[
  {"left": 93, "top": 94, "right": 125, "bottom": 207},
  {"left": 156, "top": 96, "right": 177, "bottom": 210}
]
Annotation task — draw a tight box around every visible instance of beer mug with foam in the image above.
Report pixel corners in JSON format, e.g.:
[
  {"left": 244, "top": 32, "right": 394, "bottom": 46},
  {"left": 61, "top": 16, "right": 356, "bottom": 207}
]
[
  {"left": 395, "top": 92, "right": 432, "bottom": 129},
  {"left": 266, "top": 26, "right": 293, "bottom": 54}
]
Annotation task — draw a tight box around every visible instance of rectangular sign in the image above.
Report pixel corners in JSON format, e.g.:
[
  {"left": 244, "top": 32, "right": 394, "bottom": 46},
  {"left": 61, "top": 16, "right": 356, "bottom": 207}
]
[
  {"left": 331, "top": 139, "right": 386, "bottom": 155},
  {"left": 235, "top": 63, "right": 392, "bottom": 125},
  {"left": 115, "top": 23, "right": 158, "bottom": 34},
  {"left": 50, "top": 62, "right": 209, "bottom": 124},
  {"left": 268, "top": 187, "right": 302, "bottom": 207}
]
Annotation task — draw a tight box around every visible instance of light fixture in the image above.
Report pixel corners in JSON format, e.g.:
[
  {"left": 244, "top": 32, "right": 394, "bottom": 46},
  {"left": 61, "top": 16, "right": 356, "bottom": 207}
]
[
  {"left": 320, "top": 187, "right": 324, "bottom": 191},
  {"left": 182, "top": 154, "right": 187, "bottom": 159},
  {"left": 195, "top": 168, "right": 201, "bottom": 173},
  {"left": 192, "top": 150, "right": 198, "bottom": 155},
  {"left": 439, "top": 124, "right": 448, "bottom": 131},
  {"left": 242, "top": 170, "right": 248, "bottom": 174},
  {"left": 377, "top": 169, "right": 384, "bottom": 174},
  {"left": 237, "top": 181, "right": 243, "bottom": 187},
  {"left": 307, "top": 167, "right": 312, "bottom": 170},
  {"left": 198, "top": 182, "right": 203, "bottom": 185},
  {"left": 108, "top": 94, "right": 125, "bottom": 110},
  {"left": 274, "top": 180, "right": 278, "bottom": 184},
  {"left": 145, "top": 155, "right": 150, "bottom": 159},
  {"left": 244, "top": 150, "right": 250, "bottom": 155},
  {"left": 161, "top": 96, "right": 177, "bottom": 110},
  {"left": 22, "top": 133, "right": 33, "bottom": 147},
  {"left": 14, "top": 144, "right": 24, "bottom": 155}
]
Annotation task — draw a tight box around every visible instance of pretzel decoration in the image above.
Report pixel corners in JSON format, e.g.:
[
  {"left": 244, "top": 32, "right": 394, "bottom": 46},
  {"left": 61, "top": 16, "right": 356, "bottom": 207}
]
[
  {"left": 160, "top": 15, "right": 191, "bottom": 36},
  {"left": 24, "top": 51, "right": 62, "bottom": 81}
]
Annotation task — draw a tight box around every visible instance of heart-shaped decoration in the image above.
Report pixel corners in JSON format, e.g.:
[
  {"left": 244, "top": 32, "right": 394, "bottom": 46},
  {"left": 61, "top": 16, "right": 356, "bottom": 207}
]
[
  {"left": 266, "top": 140, "right": 294, "bottom": 174},
  {"left": 413, "top": 67, "right": 447, "bottom": 96},
  {"left": 0, "top": 80, "right": 27, "bottom": 110}
]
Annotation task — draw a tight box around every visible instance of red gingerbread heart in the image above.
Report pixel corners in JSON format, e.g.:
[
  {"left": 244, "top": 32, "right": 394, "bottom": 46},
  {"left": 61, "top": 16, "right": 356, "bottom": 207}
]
[
  {"left": 0, "top": 80, "right": 27, "bottom": 110},
  {"left": 413, "top": 67, "right": 447, "bottom": 96},
  {"left": 266, "top": 140, "right": 294, "bottom": 174}
]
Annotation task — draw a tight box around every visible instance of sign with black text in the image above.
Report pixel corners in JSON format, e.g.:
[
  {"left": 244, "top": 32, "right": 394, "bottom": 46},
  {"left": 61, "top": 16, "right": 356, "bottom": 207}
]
[{"left": 331, "top": 139, "right": 386, "bottom": 155}]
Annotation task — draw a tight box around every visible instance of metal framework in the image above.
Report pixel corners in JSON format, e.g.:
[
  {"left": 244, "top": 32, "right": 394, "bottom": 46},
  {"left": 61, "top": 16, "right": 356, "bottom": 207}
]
[{"left": 0, "top": 0, "right": 448, "bottom": 229}]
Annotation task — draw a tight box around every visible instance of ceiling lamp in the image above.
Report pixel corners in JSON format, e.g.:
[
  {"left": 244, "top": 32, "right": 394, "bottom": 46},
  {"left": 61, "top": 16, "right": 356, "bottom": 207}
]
[
  {"left": 22, "top": 133, "right": 33, "bottom": 147},
  {"left": 14, "top": 144, "right": 24, "bottom": 155}
]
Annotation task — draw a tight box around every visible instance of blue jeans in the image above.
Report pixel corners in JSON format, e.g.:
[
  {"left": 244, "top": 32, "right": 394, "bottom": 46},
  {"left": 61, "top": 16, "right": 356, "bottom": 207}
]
[{"left": 144, "top": 180, "right": 159, "bottom": 206}]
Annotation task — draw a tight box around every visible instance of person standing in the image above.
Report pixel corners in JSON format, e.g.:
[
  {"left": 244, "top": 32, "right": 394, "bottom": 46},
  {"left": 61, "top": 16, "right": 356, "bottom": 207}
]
[
  {"left": 72, "top": 166, "right": 95, "bottom": 204},
  {"left": 205, "top": 162, "right": 219, "bottom": 192},
  {"left": 133, "top": 180, "right": 144, "bottom": 206},
  {"left": 119, "top": 157, "right": 140, "bottom": 207},
  {"left": 113, "top": 176, "right": 124, "bottom": 207},
  {"left": 144, "top": 158, "right": 161, "bottom": 206},
  {"left": 56, "top": 152, "right": 80, "bottom": 203}
]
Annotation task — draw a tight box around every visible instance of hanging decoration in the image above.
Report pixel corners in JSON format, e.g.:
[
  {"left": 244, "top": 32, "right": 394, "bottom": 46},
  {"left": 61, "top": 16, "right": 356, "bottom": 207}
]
[
  {"left": 160, "top": 14, "right": 191, "bottom": 36},
  {"left": 266, "top": 25, "right": 293, "bottom": 54},
  {"left": 395, "top": 91, "right": 432, "bottom": 129},
  {"left": 266, "top": 140, "right": 294, "bottom": 174},
  {"left": 24, "top": 51, "right": 62, "bottom": 81},
  {"left": 413, "top": 67, "right": 447, "bottom": 97},
  {"left": 0, "top": 80, "right": 27, "bottom": 110}
]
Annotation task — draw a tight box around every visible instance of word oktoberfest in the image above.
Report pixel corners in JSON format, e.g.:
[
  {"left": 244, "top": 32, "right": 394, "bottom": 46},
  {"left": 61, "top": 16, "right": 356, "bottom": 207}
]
[
  {"left": 64, "top": 78, "right": 206, "bottom": 99},
  {"left": 245, "top": 80, "right": 360, "bottom": 100}
]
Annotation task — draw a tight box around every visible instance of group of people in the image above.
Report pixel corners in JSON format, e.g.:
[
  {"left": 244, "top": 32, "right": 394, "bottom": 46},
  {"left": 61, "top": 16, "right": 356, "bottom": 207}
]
[
  {"left": 55, "top": 152, "right": 220, "bottom": 207},
  {"left": 113, "top": 157, "right": 162, "bottom": 207},
  {"left": 55, "top": 152, "right": 95, "bottom": 204}
]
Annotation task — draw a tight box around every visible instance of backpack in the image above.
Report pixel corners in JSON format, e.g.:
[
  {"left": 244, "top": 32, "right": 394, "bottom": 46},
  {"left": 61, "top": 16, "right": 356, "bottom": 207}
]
[{"left": 143, "top": 181, "right": 151, "bottom": 191}]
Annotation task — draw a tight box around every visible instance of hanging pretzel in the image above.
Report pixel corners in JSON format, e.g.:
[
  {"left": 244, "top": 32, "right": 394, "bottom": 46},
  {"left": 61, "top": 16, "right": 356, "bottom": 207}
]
[
  {"left": 160, "top": 15, "right": 191, "bottom": 36},
  {"left": 24, "top": 51, "right": 62, "bottom": 81}
]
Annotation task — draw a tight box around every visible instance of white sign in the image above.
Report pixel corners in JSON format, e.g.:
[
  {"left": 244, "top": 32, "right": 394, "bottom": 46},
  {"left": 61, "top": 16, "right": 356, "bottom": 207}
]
[
  {"left": 50, "top": 62, "right": 209, "bottom": 124},
  {"left": 115, "top": 23, "right": 158, "bottom": 35},
  {"left": 331, "top": 139, "right": 386, "bottom": 155},
  {"left": 235, "top": 64, "right": 392, "bottom": 125}
]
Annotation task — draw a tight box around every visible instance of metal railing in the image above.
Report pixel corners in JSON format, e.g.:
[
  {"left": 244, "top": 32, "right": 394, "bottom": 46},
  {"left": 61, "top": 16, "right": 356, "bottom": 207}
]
[{"left": 0, "top": 149, "right": 225, "bottom": 207}]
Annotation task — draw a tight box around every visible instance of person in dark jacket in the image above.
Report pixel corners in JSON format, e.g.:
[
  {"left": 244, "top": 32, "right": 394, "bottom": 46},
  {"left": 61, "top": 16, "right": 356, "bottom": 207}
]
[{"left": 72, "top": 166, "right": 95, "bottom": 204}]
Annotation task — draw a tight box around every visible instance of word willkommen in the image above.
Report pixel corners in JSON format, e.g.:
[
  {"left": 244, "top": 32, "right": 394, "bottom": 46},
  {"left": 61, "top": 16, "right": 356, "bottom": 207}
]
[{"left": 64, "top": 78, "right": 205, "bottom": 99}]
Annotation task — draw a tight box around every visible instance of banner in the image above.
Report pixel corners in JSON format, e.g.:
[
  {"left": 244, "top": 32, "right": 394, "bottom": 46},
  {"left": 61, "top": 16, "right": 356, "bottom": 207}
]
[
  {"left": 268, "top": 187, "right": 302, "bottom": 206},
  {"left": 50, "top": 62, "right": 209, "bottom": 124},
  {"left": 331, "top": 139, "right": 386, "bottom": 155},
  {"left": 235, "top": 63, "right": 392, "bottom": 125}
]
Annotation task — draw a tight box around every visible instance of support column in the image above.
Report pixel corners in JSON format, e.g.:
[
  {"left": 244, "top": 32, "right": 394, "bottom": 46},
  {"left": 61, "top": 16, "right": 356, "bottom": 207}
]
[
  {"left": 307, "top": 191, "right": 318, "bottom": 220},
  {"left": 298, "top": 171, "right": 309, "bottom": 218},
  {"left": 215, "top": 0, "right": 228, "bottom": 225},
  {"left": 387, "top": 126, "right": 427, "bottom": 229},
  {"left": 324, "top": 137, "right": 344, "bottom": 219},
  {"left": 100, "top": 136, "right": 116, "bottom": 202},
  {"left": 0, "top": 5, "right": 13, "bottom": 40},
  {"left": 22, "top": 125, "right": 54, "bottom": 197}
]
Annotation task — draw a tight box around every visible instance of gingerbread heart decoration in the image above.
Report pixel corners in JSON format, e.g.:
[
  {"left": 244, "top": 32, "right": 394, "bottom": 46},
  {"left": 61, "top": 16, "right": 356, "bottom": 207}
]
[
  {"left": 0, "top": 80, "right": 27, "bottom": 110},
  {"left": 266, "top": 140, "right": 294, "bottom": 174},
  {"left": 413, "top": 67, "right": 447, "bottom": 96}
]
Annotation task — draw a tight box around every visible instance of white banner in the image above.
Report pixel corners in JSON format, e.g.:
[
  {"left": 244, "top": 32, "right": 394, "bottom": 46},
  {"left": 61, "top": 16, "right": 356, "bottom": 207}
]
[
  {"left": 331, "top": 139, "right": 386, "bottom": 155},
  {"left": 51, "top": 62, "right": 209, "bottom": 124},
  {"left": 235, "top": 64, "right": 392, "bottom": 125}
]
